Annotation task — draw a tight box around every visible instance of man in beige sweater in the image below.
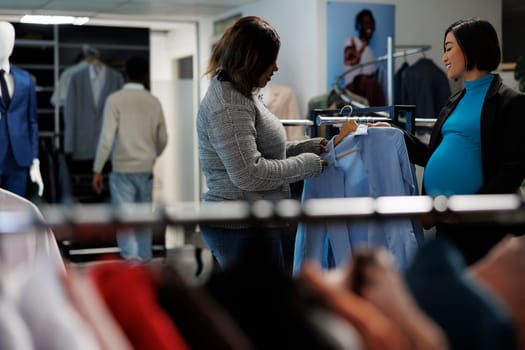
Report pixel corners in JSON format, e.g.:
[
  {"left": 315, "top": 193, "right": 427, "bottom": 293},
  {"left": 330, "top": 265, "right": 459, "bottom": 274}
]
[{"left": 92, "top": 56, "right": 167, "bottom": 261}]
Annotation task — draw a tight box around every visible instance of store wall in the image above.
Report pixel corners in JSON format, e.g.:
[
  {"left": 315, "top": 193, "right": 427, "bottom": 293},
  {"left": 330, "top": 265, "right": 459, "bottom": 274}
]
[
  {"left": 198, "top": 0, "right": 502, "bottom": 117},
  {"left": 150, "top": 24, "right": 200, "bottom": 206},
  {"left": 149, "top": 24, "right": 201, "bottom": 247}
]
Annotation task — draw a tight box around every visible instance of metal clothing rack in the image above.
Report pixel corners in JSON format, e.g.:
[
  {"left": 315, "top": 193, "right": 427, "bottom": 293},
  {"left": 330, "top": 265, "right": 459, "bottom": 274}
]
[
  {"left": 279, "top": 119, "right": 314, "bottom": 127},
  {"left": 333, "top": 40, "right": 432, "bottom": 105},
  {"left": 2, "top": 194, "right": 525, "bottom": 237},
  {"left": 312, "top": 105, "right": 417, "bottom": 134},
  {"left": 278, "top": 119, "right": 315, "bottom": 139}
]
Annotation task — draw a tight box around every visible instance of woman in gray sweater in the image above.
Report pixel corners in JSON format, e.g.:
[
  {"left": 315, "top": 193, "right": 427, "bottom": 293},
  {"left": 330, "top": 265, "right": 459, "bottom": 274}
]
[{"left": 197, "top": 16, "right": 328, "bottom": 271}]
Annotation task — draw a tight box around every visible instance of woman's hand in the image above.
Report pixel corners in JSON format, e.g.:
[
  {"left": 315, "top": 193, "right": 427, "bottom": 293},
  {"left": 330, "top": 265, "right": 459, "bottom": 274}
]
[{"left": 320, "top": 138, "right": 329, "bottom": 153}]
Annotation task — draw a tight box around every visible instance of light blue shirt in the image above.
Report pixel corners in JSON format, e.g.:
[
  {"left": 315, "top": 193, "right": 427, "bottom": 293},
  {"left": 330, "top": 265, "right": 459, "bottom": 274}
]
[{"left": 293, "top": 126, "right": 421, "bottom": 274}]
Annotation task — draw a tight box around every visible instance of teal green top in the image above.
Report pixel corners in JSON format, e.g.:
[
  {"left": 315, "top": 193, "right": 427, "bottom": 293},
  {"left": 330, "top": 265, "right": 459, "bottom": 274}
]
[{"left": 424, "top": 74, "right": 494, "bottom": 196}]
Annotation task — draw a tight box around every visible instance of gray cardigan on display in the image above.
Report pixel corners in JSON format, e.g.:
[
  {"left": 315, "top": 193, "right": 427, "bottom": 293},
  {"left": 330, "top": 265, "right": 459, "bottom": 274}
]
[
  {"left": 197, "top": 78, "right": 323, "bottom": 203},
  {"left": 64, "top": 65, "right": 124, "bottom": 160}
]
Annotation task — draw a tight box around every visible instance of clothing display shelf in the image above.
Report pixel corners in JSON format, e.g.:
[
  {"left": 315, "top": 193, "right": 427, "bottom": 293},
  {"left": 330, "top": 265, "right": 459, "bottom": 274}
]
[
  {"left": 11, "top": 23, "right": 150, "bottom": 149},
  {"left": 333, "top": 40, "right": 432, "bottom": 106},
  {"left": 2, "top": 194, "right": 525, "bottom": 237}
]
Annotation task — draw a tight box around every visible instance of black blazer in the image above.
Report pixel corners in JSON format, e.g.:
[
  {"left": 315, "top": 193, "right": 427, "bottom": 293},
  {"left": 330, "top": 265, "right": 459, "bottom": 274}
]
[{"left": 404, "top": 74, "right": 525, "bottom": 195}]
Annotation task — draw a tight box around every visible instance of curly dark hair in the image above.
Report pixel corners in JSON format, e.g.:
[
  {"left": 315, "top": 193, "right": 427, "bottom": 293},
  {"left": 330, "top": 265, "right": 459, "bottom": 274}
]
[
  {"left": 205, "top": 16, "right": 280, "bottom": 97},
  {"left": 355, "top": 9, "right": 375, "bottom": 32}
]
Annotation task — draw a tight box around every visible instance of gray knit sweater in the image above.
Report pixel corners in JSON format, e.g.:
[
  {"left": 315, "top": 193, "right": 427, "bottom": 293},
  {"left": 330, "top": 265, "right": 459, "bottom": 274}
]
[
  {"left": 197, "top": 78, "right": 323, "bottom": 203},
  {"left": 93, "top": 84, "right": 168, "bottom": 173}
]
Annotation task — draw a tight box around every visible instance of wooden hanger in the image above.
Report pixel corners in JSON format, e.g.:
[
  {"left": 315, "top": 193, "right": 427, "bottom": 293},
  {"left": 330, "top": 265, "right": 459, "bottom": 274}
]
[
  {"left": 333, "top": 105, "right": 358, "bottom": 147},
  {"left": 334, "top": 119, "right": 358, "bottom": 147}
]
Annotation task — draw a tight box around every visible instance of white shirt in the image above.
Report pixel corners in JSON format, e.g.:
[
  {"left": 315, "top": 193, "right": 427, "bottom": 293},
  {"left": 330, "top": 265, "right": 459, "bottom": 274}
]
[
  {"left": 89, "top": 64, "right": 106, "bottom": 107},
  {"left": 343, "top": 36, "right": 376, "bottom": 86}
]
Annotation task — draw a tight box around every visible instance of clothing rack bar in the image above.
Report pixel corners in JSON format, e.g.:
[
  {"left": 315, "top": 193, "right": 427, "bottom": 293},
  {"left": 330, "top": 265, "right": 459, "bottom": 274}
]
[
  {"left": 316, "top": 115, "right": 391, "bottom": 125},
  {"left": 333, "top": 45, "right": 432, "bottom": 87},
  {"left": 44, "top": 194, "right": 525, "bottom": 226},
  {"left": 2, "top": 194, "right": 525, "bottom": 236},
  {"left": 332, "top": 86, "right": 369, "bottom": 110},
  {"left": 280, "top": 119, "right": 314, "bottom": 126},
  {"left": 415, "top": 118, "right": 437, "bottom": 127},
  {"left": 316, "top": 116, "right": 437, "bottom": 127},
  {"left": 333, "top": 43, "right": 432, "bottom": 106},
  {"left": 312, "top": 105, "right": 417, "bottom": 133}
]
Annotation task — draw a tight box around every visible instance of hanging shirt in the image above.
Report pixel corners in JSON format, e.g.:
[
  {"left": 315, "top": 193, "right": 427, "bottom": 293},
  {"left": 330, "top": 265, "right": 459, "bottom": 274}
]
[
  {"left": 424, "top": 74, "right": 494, "bottom": 196},
  {"left": 399, "top": 58, "right": 451, "bottom": 118},
  {"left": 64, "top": 65, "right": 124, "bottom": 160},
  {"left": 294, "top": 126, "right": 420, "bottom": 274},
  {"left": 0, "top": 188, "right": 64, "bottom": 272},
  {"left": 50, "top": 60, "right": 89, "bottom": 107},
  {"left": 89, "top": 64, "right": 106, "bottom": 108}
]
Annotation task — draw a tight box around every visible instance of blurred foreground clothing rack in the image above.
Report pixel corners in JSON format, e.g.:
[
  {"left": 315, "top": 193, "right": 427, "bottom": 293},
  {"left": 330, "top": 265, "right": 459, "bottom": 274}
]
[
  {"left": 2, "top": 194, "right": 525, "bottom": 237},
  {"left": 2, "top": 192, "right": 525, "bottom": 350}
]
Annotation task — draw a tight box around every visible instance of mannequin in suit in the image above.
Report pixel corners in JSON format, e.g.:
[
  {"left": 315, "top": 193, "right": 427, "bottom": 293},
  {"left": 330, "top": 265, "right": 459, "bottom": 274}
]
[{"left": 0, "top": 21, "right": 43, "bottom": 197}]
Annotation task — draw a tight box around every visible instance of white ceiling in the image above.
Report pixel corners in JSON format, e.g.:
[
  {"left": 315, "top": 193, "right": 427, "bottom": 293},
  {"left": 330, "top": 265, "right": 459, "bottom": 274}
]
[{"left": 0, "top": 0, "right": 259, "bottom": 22}]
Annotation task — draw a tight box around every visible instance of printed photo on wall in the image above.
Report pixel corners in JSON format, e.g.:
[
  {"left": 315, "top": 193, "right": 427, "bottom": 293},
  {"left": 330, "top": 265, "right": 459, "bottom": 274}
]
[{"left": 326, "top": 1, "right": 395, "bottom": 106}]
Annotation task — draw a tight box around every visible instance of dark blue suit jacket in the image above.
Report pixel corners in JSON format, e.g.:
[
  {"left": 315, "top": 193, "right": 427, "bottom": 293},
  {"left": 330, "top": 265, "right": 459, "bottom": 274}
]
[{"left": 0, "top": 66, "right": 39, "bottom": 168}]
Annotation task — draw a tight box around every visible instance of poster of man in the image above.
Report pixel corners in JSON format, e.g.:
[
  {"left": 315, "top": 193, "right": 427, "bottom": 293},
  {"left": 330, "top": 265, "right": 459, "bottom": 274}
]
[{"left": 326, "top": 1, "right": 395, "bottom": 106}]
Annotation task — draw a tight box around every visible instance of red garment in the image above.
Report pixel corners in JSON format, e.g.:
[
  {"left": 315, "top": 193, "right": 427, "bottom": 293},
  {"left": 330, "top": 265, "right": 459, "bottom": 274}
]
[{"left": 88, "top": 261, "right": 189, "bottom": 350}]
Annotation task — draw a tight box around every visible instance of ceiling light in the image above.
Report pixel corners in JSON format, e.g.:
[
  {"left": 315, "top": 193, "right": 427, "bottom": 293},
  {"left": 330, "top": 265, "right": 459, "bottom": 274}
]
[{"left": 20, "top": 15, "right": 89, "bottom": 25}]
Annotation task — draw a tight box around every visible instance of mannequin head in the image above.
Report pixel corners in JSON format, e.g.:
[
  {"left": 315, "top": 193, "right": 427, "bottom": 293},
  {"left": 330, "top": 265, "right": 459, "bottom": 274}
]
[{"left": 0, "top": 21, "right": 15, "bottom": 66}]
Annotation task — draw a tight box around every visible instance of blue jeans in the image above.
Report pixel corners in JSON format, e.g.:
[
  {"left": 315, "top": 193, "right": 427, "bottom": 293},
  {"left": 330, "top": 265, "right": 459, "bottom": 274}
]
[
  {"left": 200, "top": 225, "right": 285, "bottom": 271},
  {"left": 109, "top": 172, "right": 153, "bottom": 261}
]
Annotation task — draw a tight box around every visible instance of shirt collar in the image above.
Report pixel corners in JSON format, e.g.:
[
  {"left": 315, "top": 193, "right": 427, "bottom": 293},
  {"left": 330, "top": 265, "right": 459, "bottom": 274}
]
[
  {"left": 123, "top": 83, "right": 145, "bottom": 90},
  {"left": 1, "top": 64, "right": 11, "bottom": 75},
  {"left": 89, "top": 64, "right": 105, "bottom": 79}
]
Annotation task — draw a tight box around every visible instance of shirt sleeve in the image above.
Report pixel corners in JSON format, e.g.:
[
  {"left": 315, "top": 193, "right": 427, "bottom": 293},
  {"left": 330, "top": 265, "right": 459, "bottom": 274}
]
[
  {"left": 206, "top": 103, "right": 321, "bottom": 192},
  {"left": 156, "top": 105, "right": 168, "bottom": 156},
  {"left": 93, "top": 97, "right": 118, "bottom": 173}
]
